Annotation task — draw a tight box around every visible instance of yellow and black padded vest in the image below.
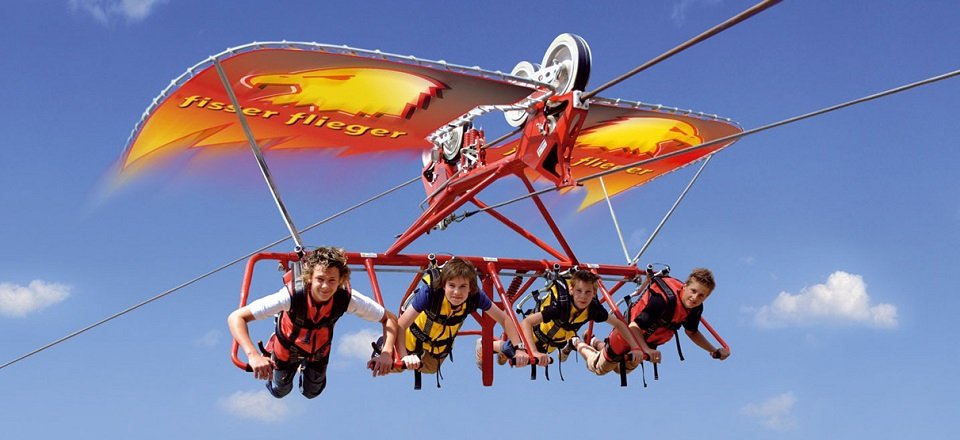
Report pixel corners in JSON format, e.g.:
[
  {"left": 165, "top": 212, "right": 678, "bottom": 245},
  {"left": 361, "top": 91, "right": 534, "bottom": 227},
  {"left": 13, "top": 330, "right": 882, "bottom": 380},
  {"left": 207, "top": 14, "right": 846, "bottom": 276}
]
[
  {"left": 532, "top": 278, "right": 593, "bottom": 352},
  {"left": 406, "top": 282, "right": 479, "bottom": 357}
]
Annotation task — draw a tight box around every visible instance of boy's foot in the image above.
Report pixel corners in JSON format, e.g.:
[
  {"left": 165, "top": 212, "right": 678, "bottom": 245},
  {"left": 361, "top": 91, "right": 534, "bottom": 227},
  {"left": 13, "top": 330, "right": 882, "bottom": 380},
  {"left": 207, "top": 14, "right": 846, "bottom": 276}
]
[
  {"left": 560, "top": 337, "right": 581, "bottom": 362},
  {"left": 371, "top": 336, "right": 384, "bottom": 358},
  {"left": 476, "top": 338, "right": 509, "bottom": 366},
  {"left": 589, "top": 336, "right": 604, "bottom": 351},
  {"left": 474, "top": 338, "right": 483, "bottom": 370}
]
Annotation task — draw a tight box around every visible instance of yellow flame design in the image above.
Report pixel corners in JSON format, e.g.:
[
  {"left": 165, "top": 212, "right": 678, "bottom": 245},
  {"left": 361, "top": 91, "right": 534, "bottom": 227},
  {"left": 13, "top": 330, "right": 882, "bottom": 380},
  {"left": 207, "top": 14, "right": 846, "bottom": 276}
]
[
  {"left": 247, "top": 67, "right": 443, "bottom": 118},
  {"left": 577, "top": 117, "right": 702, "bottom": 156}
]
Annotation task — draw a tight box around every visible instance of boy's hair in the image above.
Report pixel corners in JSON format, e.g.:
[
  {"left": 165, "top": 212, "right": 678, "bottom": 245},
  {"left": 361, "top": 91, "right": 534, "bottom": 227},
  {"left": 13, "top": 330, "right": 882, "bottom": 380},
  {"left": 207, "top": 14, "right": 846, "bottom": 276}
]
[
  {"left": 439, "top": 257, "right": 479, "bottom": 294},
  {"left": 686, "top": 268, "right": 715, "bottom": 292},
  {"left": 569, "top": 270, "right": 600, "bottom": 289},
  {"left": 301, "top": 246, "right": 351, "bottom": 285}
]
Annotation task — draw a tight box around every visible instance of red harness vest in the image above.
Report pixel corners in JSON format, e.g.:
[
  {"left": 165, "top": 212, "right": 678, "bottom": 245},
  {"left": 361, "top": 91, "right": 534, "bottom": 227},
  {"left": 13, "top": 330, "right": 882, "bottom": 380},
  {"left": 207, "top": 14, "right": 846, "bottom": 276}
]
[
  {"left": 607, "top": 277, "right": 688, "bottom": 356},
  {"left": 267, "top": 281, "right": 350, "bottom": 362},
  {"left": 634, "top": 277, "right": 688, "bottom": 346}
]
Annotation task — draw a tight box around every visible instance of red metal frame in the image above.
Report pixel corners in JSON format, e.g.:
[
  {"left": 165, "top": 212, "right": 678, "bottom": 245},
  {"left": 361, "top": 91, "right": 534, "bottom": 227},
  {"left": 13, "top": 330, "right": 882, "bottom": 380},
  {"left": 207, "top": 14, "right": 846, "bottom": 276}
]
[
  {"left": 231, "top": 91, "right": 731, "bottom": 384},
  {"left": 231, "top": 250, "right": 728, "bottom": 383},
  {"left": 231, "top": 251, "right": 643, "bottom": 379},
  {"left": 386, "top": 93, "right": 587, "bottom": 257}
]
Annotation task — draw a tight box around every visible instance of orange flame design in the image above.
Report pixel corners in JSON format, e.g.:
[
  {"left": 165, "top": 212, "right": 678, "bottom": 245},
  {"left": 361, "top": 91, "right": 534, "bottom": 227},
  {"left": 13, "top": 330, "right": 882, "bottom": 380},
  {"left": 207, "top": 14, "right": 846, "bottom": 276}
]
[
  {"left": 577, "top": 116, "right": 702, "bottom": 157},
  {"left": 245, "top": 67, "right": 445, "bottom": 118},
  {"left": 571, "top": 116, "right": 706, "bottom": 210}
]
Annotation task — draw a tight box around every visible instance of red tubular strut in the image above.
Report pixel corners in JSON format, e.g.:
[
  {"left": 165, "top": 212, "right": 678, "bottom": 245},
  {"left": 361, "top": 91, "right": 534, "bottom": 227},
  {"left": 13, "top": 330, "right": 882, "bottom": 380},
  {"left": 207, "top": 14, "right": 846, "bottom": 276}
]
[{"left": 231, "top": 251, "right": 730, "bottom": 382}]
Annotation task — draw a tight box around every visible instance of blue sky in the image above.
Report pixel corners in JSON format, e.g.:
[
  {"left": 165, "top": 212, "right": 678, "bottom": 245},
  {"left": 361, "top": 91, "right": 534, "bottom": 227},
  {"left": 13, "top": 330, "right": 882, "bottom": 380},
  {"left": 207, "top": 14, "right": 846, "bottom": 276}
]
[{"left": 2, "top": 0, "right": 958, "bottom": 438}]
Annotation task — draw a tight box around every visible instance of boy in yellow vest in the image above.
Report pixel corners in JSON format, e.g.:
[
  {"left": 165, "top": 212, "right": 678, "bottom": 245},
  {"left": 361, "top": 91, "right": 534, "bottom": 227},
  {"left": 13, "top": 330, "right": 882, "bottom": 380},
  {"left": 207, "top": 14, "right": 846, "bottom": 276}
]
[
  {"left": 480, "top": 270, "right": 643, "bottom": 367},
  {"left": 395, "top": 257, "right": 529, "bottom": 374}
]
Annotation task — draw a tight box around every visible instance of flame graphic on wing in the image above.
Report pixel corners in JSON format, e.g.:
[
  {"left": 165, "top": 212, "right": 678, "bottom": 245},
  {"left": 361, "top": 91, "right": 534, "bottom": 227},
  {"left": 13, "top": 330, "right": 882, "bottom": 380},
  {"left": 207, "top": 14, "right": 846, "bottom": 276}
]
[
  {"left": 577, "top": 117, "right": 702, "bottom": 157},
  {"left": 571, "top": 116, "right": 706, "bottom": 210},
  {"left": 245, "top": 67, "right": 445, "bottom": 118}
]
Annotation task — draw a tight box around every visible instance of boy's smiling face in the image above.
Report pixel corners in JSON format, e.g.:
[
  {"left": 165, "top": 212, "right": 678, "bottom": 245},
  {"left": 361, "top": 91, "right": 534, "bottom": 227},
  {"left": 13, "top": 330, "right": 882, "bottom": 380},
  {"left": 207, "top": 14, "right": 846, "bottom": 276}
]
[{"left": 444, "top": 276, "right": 471, "bottom": 307}]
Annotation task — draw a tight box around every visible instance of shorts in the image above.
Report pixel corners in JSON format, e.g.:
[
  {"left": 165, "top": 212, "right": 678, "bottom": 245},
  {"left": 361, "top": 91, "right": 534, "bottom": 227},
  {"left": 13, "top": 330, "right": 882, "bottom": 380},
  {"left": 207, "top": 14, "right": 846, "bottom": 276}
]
[
  {"left": 266, "top": 357, "right": 329, "bottom": 399},
  {"left": 584, "top": 346, "right": 640, "bottom": 376}
]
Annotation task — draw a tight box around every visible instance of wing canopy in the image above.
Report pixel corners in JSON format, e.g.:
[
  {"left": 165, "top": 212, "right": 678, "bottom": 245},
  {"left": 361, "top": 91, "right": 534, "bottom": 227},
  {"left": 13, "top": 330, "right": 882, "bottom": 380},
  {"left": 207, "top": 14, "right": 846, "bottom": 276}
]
[{"left": 119, "top": 43, "right": 539, "bottom": 178}]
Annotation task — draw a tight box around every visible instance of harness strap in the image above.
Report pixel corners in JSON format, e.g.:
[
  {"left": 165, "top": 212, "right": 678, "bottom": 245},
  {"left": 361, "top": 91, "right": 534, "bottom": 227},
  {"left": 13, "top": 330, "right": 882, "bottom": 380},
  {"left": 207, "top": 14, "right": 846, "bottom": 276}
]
[
  {"left": 257, "top": 340, "right": 270, "bottom": 356},
  {"left": 544, "top": 322, "right": 563, "bottom": 340},
  {"left": 414, "top": 370, "right": 422, "bottom": 390},
  {"left": 530, "top": 290, "right": 544, "bottom": 316},
  {"left": 409, "top": 324, "right": 456, "bottom": 356},
  {"left": 292, "top": 261, "right": 305, "bottom": 297},
  {"left": 651, "top": 276, "right": 676, "bottom": 302},
  {"left": 674, "top": 330, "right": 685, "bottom": 361},
  {"left": 558, "top": 355, "right": 564, "bottom": 382},
  {"left": 420, "top": 315, "right": 436, "bottom": 348},
  {"left": 273, "top": 331, "right": 328, "bottom": 362},
  {"left": 532, "top": 327, "right": 567, "bottom": 349}
]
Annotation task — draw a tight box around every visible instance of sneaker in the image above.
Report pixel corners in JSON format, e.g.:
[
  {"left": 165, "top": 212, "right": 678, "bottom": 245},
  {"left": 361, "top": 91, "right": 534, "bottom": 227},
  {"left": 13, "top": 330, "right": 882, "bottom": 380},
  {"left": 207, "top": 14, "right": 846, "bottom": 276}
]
[
  {"left": 589, "top": 336, "right": 604, "bottom": 351},
  {"left": 371, "top": 336, "right": 384, "bottom": 358},
  {"left": 474, "top": 338, "right": 483, "bottom": 370},
  {"left": 560, "top": 337, "right": 580, "bottom": 362}
]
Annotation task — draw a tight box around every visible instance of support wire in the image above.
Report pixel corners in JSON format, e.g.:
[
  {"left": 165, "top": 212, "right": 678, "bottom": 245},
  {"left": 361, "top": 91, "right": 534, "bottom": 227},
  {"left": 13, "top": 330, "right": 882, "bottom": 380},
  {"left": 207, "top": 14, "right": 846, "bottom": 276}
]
[
  {"left": 583, "top": 0, "right": 782, "bottom": 100},
  {"left": 632, "top": 154, "right": 712, "bottom": 265},
  {"left": 213, "top": 58, "right": 305, "bottom": 251},
  {"left": 0, "top": 176, "right": 419, "bottom": 371},
  {"left": 599, "top": 177, "right": 632, "bottom": 264},
  {"left": 461, "top": 67, "right": 960, "bottom": 219}
]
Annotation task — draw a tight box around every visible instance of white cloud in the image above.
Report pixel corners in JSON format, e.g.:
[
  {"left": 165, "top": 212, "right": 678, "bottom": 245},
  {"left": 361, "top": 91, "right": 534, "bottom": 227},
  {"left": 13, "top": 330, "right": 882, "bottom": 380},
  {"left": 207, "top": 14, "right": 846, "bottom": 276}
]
[
  {"left": 741, "top": 392, "right": 798, "bottom": 430},
  {"left": 336, "top": 328, "right": 379, "bottom": 361},
  {"left": 753, "top": 271, "right": 898, "bottom": 329},
  {"left": 69, "top": 0, "right": 166, "bottom": 25},
  {"left": 218, "top": 390, "right": 291, "bottom": 423},
  {"left": 194, "top": 329, "right": 221, "bottom": 348},
  {"left": 671, "top": 0, "right": 722, "bottom": 25},
  {"left": 0, "top": 280, "right": 71, "bottom": 318}
]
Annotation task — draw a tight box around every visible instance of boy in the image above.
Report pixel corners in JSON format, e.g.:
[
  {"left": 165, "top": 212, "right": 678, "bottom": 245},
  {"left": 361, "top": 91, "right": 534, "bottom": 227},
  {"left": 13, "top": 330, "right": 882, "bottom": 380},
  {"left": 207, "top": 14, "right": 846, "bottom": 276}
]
[
  {"left": 396, "top": 257, "right": 529, "bottom": 373},
  {"left": 481, "top": 270, "right": 643, "bottom": 367},
  {"left": 228, "top": 247, "right": 398, "bottom": 398},
  {"left": 575, "top": 267, "right": 730, "bottom": 377}
]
